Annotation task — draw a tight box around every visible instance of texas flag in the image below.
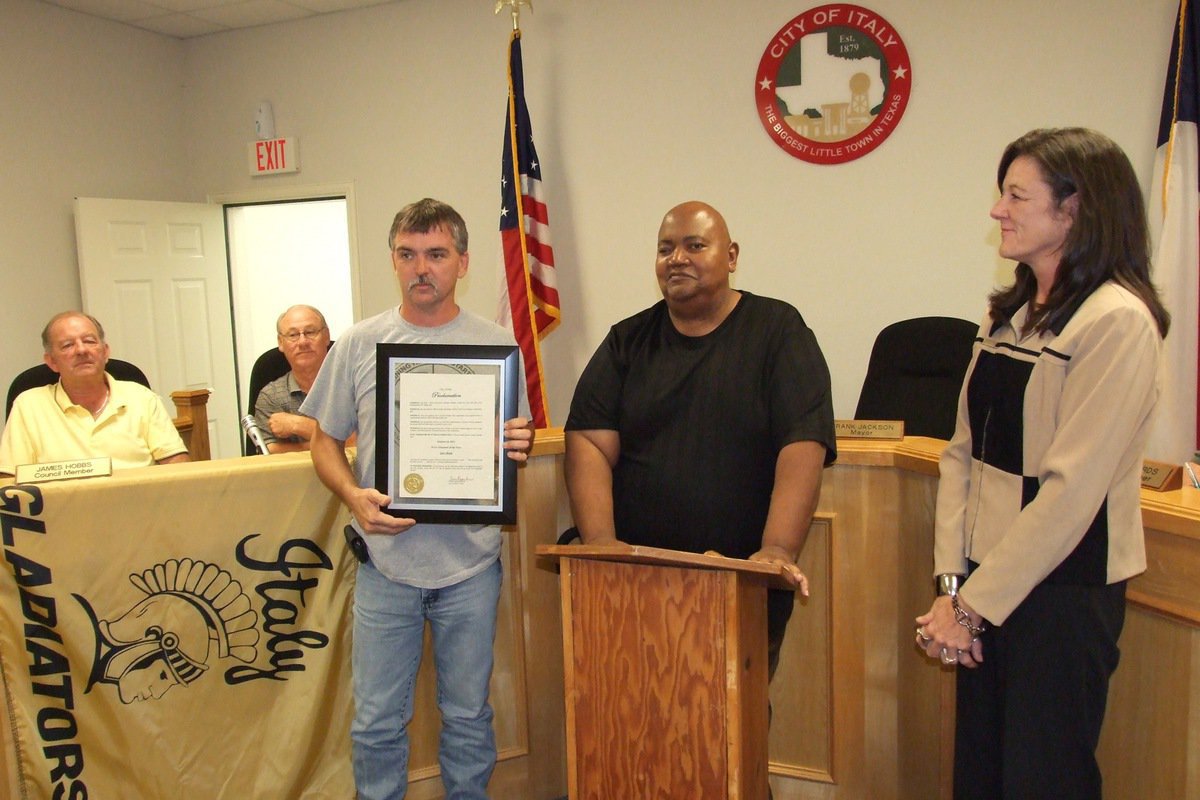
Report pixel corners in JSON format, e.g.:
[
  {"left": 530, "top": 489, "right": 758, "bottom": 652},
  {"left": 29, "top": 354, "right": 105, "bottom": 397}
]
[{"left": 1149, "top": 0, "right": 1200, "bottom": 462}]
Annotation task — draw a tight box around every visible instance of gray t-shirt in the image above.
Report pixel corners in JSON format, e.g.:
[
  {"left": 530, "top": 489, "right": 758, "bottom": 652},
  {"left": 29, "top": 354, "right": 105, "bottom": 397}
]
[{"left": 301, "top": 306, "right": 528, "bottom": 588}]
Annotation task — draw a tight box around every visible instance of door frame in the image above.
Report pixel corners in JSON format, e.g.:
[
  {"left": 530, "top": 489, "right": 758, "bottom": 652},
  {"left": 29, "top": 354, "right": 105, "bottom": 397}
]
[{"left": 208, "top": 182, "right": 364, "bottom": 324}]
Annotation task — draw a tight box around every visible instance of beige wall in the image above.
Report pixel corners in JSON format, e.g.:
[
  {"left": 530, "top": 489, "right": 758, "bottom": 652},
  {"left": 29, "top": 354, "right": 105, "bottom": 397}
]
[
  {"left": 1, "top": 0, "right": 189, "bottom": 388},
  {"left": 3, "top": 0, "right": 1180, "bottom": 423}
]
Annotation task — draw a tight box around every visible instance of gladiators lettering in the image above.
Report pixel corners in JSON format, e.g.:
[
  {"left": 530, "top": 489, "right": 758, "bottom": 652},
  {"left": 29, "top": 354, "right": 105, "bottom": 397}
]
[
  {"left": 226, "top": 534, "right": 333, "bottom": 684},
  {"left": 0, "top": 485, "right": 90, "bottom": 799}
]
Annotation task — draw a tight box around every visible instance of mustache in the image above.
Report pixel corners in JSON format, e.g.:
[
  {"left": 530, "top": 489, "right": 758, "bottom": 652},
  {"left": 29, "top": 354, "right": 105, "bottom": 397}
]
[{"left": 407, "top": 276, "right": 436, "bottom": 291}]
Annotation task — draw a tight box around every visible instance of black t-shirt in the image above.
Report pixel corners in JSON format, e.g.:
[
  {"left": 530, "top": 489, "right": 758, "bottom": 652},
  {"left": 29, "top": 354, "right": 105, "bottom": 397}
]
[{"left": 566, "top": 292, "right": 836, "bottom": 559}]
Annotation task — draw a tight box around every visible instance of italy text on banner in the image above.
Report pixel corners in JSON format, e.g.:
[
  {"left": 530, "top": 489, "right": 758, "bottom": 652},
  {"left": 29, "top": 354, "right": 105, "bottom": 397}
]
[
  {"left": 1149, "top": 0, "right": 1200, "bottom": 462},
  {"left": 0, "top": 458, "right": 356, "bottom": 798},
  {"left": 499, "top": 28, "right": 560, "bottom": 429}
]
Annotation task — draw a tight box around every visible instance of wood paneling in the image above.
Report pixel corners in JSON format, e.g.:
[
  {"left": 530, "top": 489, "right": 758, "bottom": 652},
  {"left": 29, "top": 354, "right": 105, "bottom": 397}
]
[
  {"left": 1098, "top": 609, "right": 1197, "bottom": 799},
  {"left": 732, "top": 569, "right": 771, "bottom": 798},
  {"left": 547, "top": 547, "right": 780, "bottom": 799},
  {"left": 762, "top": 437, "right": 1200, "bottom": 799},
  {"left": 568, "top": 560, "right": 730, "bottom": 797},
  {"left": 767, "top": 459, "right": 949, "bottom": 800},
  {"left": 767, "top": 517, "right": 834, "bottom": 784}
]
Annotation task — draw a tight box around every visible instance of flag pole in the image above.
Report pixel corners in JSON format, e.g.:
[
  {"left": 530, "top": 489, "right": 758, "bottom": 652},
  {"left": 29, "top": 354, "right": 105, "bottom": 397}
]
[
  {"left": 494, "top": 0, "right": 533, "bottom": 32},
  {"left": 496, "top": 0, "right": 558, "bottom": 428}
]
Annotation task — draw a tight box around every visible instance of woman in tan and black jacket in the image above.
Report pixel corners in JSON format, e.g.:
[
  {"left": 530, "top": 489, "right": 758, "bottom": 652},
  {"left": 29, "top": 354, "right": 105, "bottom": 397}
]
[{"left": 915, "top": 128, "right": 1171, "bottom": 800}]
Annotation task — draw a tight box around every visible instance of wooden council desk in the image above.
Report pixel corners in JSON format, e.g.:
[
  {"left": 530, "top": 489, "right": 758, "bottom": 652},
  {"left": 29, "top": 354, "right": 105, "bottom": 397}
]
[
  {"left": 768, "top": 436, "right": 1200, "bottom": 800},
  {"left": 1, "top": 434, "right": 1196, "bottom": 798}
]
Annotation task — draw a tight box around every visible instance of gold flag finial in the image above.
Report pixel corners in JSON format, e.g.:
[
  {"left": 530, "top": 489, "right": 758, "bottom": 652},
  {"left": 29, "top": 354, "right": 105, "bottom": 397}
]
[{"left": 494, "top": 0, "right": 532, "bottom": 31}]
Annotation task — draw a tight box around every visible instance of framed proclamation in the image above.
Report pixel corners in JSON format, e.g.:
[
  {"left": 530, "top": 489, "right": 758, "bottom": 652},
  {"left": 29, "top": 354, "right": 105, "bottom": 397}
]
[{"left": 374, "top": 343, "right": 520, "bottom": 525}]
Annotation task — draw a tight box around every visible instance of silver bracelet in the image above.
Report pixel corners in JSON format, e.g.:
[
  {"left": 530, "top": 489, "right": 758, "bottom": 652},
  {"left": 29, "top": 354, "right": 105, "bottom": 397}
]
[
  {"left": 936, "top": 573, "right": 963, "bottom": 597},
  {"left": 951, "top": 594, "right": 986, "bottom": 638}
]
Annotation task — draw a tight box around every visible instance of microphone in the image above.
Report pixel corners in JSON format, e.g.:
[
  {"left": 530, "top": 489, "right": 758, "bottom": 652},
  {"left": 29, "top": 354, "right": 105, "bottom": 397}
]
[{"left": 241, "top": 415, "right": 270, "bottom": 455}]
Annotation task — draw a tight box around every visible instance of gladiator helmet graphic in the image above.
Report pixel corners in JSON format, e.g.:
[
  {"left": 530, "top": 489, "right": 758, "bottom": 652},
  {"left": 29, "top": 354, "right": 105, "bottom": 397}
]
[{"left": 76, "top": 559, "right": 260, "bottom": 703}]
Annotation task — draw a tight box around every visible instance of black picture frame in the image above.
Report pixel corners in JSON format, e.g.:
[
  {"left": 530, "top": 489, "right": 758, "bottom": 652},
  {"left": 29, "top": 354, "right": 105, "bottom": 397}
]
[{"left": 374, "top": 343, "right": 520, "bottom": 525}]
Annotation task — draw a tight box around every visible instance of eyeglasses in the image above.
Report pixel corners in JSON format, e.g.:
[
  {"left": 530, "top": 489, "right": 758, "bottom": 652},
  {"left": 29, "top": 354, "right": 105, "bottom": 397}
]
[{"left": 279, "top": 327, "right": 326, "bottom": 343}]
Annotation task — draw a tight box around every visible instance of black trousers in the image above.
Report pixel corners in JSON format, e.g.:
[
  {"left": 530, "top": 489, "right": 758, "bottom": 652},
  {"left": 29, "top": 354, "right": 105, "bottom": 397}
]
[
  {"left": 953, "top": 580, "right": 1126, "bottom": 800},
  {"left": 767, "top": 588, "right": 795, "bottom": 681}
]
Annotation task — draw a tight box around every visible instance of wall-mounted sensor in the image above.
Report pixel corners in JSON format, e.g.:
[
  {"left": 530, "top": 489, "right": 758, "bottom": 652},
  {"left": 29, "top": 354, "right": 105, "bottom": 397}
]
[{"left": 255, "top": 101, "right": 275, "bottom": 140}]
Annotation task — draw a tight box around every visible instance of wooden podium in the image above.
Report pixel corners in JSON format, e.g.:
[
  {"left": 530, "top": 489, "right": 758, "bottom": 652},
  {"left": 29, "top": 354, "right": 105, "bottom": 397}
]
[{"left": 536, "top": 544, "right": 796, "bottom": 800}]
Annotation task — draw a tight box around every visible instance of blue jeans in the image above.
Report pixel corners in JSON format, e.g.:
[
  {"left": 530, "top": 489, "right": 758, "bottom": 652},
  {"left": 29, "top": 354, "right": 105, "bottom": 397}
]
[{"left": 351, "top": 558, "right": 502, "bottom": 800}]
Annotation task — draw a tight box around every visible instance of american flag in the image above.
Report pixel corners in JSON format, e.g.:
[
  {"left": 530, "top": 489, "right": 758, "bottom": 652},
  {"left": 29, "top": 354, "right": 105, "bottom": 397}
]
[
  {"left": 499, "top": 29, "right": 559, "bottom": 428},
  {"left": 1148, "top": 0, "right": 1200, "bottom": 462}
]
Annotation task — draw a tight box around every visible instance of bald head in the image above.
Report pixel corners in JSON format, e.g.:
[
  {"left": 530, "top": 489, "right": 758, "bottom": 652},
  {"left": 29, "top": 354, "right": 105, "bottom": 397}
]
[
  {"left": 655, "top": 201, "right": 740, "bottom": 324},
  {"left": 276, "top": 304, "right": 327, "bottom": 333},
  {"left": 276, "top": 304, "right": 331, "bottom": 378},
  {"left": 658, "top": 201, "right": 733, "bottom": 246}
]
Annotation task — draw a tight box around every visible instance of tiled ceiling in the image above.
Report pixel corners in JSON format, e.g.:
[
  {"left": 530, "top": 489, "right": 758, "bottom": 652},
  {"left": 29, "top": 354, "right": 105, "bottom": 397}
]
[{"left": 38, "top": 0, "right": 401, "bottom": 39}]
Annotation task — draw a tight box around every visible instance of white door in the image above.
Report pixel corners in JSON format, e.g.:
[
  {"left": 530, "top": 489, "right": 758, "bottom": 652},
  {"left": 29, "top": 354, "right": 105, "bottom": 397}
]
[
  {"left": 74, "top": 197, "right": 240, "bottom": 460},
  {"left": 225, "top": 199, "right": 355, "bottom": 419}
]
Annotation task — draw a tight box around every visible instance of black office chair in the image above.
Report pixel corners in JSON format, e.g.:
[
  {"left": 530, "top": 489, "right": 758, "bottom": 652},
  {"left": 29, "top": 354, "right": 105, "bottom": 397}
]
[
  {"left": 244, "top": 342, "right": 333, "bottom": 455},
  {"left": 6, "top": 359, "right": 151, "bottom": 420},
  {"left": 244, "top": 348, "right": 290, "bottom": 455},
  {"left": 546, "top": 527, "right": 582, "bottom": 575},
  {"left": 854, "top": 316, "right": 978, "bottom": 440}
]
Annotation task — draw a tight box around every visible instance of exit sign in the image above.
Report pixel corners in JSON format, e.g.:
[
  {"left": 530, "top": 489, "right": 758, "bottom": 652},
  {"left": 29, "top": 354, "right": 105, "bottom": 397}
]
[{"left": 248, "top": 137, "right": 299, "bottom": 176}]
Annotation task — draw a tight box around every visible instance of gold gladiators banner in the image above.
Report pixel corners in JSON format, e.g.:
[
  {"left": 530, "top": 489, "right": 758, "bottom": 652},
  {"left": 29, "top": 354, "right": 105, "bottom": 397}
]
[{"left": 0, "top": 455, "right": 355, "bottom": 798}]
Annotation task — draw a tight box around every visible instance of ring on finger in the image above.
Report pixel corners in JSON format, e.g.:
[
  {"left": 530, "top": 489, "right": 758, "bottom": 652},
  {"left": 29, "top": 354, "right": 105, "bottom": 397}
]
[{"left": 940, "top": 647, "right": 958, "bottom": 665}]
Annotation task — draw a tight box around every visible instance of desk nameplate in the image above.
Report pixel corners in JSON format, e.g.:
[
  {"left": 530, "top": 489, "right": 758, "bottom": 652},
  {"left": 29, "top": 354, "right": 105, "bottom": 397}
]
[
  {"left": 14, "top": 457, "right": 111, "bottom": 484},
  {"left": 834, "top": 419, "right": 905, "bottom": 440},
  {"left": 1142, "top": 459, "right": 1183, "bottom": 492}
]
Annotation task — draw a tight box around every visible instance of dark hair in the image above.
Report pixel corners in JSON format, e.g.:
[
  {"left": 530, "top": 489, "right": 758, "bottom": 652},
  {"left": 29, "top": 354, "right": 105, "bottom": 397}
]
[
  {"left": 988, "top": 128, "right": 1170, "bottom": 337},
  {"left": 41, "top": 311, "right": 106, "bottom": 352},
  {"left": 387, "top": 198, "right": 468, "bottom": 255}
]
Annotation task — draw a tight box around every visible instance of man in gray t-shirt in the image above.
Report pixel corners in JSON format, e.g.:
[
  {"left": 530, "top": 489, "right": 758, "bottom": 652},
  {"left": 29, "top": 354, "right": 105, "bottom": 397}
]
[{"left": 302, "top": 199, "right": 532, "bottom": 800}]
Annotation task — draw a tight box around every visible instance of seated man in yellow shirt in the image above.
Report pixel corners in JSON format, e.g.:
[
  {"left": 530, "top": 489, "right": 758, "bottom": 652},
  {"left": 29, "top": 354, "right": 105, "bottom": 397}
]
[{"left": 0, "top": 312, "right": 190, "bottom": 475}]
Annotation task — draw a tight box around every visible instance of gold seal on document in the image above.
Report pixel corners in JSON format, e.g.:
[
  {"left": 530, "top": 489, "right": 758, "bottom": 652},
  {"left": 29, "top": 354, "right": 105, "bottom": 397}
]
[{"left": 403, "top": 473, "right": 425, "bottom": 494}]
